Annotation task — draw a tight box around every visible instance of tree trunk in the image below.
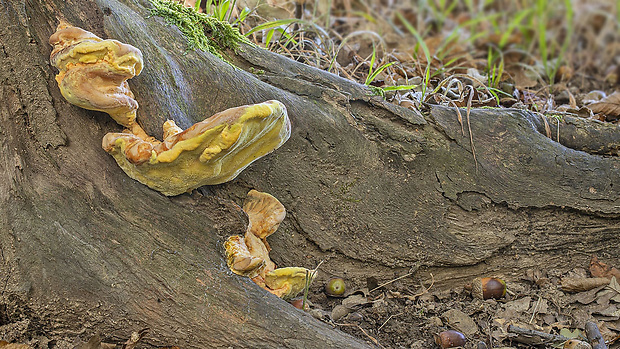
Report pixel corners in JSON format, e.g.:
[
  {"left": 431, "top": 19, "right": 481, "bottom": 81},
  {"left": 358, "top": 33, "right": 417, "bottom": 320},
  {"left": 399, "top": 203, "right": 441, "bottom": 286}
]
[{"left": 1, "top": 0, "right": 619, "bottom": 348}]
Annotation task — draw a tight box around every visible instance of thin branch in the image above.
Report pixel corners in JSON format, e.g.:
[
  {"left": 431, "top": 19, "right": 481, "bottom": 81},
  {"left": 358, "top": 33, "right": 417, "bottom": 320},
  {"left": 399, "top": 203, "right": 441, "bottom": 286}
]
[
  {"left": 528, "top": 296, "right": 541, "bottom": 324},
  {"left": 507, "top": 324, "right": 570, "bottom": 345},
  {"left": 335, "top": 323, "right": 383, "bottom": 348},
  {"left": 466, "top": 85, "right": 478, "bottom": 173},
  {"left": 377, "top": 313, "right": 402, "bottom": 332}
]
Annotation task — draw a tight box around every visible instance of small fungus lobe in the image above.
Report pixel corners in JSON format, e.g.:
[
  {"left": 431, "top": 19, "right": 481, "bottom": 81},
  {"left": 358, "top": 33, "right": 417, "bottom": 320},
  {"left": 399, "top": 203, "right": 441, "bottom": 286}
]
[{"left": 225, "top": 190, "right": 314, "bottom": 300}]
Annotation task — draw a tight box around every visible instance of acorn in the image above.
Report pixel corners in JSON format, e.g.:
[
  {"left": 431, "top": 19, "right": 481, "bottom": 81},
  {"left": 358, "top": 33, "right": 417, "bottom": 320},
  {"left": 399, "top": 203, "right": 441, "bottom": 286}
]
[
  {"left": 471, "top": 277, "right": 506, "bottom": 300},
  {"left": 434, "top": 330, "right": 466, "bottom": 348},
  {"left": 324, "top": 277, "right": 346, "bottom": 296},
  {"left": 563, "top": 339, "right": 592, "bottom": 349}
]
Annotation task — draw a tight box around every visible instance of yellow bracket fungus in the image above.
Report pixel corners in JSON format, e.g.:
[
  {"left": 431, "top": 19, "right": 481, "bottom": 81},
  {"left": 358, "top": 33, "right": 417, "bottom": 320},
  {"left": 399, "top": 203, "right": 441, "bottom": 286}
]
[
  {"left": 225, "top": 190, "right": 314, "bottom": 300},
  {"left": 49, "top": 24, "right": 291, "bottom": 195},
  {"left": 102, "top": 100, "right": 290, "bottom": 195},
  {"left": 49, "top": 23, "right": 145, "bottom": 135}
]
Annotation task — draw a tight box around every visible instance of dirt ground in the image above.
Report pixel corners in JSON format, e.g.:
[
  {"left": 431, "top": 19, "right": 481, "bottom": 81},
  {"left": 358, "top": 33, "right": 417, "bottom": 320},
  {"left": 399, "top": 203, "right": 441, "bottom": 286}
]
[
  {"left": 292, "top": 256, "right": 620, "bottom": 348},
  {"left": 1, "top": 253, "right": 619, "bottom": 349}
]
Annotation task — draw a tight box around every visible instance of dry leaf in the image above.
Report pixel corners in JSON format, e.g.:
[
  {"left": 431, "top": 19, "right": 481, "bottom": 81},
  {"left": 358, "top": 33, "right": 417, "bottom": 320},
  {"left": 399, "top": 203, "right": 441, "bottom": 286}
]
[
  {"left": 571, "top": 285, "right": 607, "bottom": 304},
  {"left": 582, "top": 90, "right": 606, "bottom": 104},
  {"left": 512, "top": 66, "right": 539, "bottom": 89},
  {"left": 561, "top": 277, "right": 610, "bottom": 293},
  {"left": 609, "top": 277, "right": 620, "bottom": 302},
  {"left": 341, "top": 294, "right": 369, "bottom": 309},
  {"left": 72, "top": 334, "right": 115, "bottom": 349},
  {"left": 73, "top": 334, "right": 102, "bottom": 349},
  {"left": 587, "top": 91, "right": 620, "bottom": 121},
  {"left": 590, "top": 256, "right": 620, "bottom": 280},
  {"left": 559, "top": 328, "right": 582, "bottom": 339}
]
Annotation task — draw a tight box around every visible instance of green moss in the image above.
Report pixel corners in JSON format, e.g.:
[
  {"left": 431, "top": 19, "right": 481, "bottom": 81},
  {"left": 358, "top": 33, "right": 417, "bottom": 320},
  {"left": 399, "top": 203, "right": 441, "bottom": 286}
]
[
  {"left": 148, "top": 0, "right": 252, "bottom": 60},
  {"left": 367, "top": 85, "right": 385, "bottom": 98}
]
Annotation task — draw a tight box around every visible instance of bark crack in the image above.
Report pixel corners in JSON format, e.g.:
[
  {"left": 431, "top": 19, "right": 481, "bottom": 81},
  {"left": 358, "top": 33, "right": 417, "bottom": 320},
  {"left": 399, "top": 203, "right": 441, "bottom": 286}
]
[
  {"left": 0, "top": 245, "right": 8, "bottom": 297},
  {"left": 0, "top": 4, "right": 67, "bottom": 149}
]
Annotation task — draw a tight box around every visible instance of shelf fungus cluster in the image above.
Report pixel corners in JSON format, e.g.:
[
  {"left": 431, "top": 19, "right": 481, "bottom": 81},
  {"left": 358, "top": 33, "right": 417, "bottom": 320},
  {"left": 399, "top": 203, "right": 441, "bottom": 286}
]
[
  {"left": 49, "top": 24, "right": 291, "bottom": 195},
  {"left": 225, "top": 190, "right": 314, "bottom": 300}
]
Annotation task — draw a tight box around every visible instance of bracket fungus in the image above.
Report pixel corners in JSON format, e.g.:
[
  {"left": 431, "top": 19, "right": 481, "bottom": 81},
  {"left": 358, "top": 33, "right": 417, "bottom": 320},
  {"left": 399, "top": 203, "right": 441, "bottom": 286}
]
[
  {"left": 102, "top": 100, "right": 290, "bottom": 195},
  {"left": 49, "top": 24, "right": 291, "bottom": 195},
  {"left": 225, "top": 190, "right": 315, "bottom": 300},
  {"left": 49, "top": 23, "right": 146, "bottom": 137}
]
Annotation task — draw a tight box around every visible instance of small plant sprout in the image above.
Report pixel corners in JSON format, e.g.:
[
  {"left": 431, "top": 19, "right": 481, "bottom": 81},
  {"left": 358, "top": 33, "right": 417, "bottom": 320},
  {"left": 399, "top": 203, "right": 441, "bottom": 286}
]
[
  {"left": 364, "top": 43, "right": 395, "bottom": 86},
  {"left": 302, "top": 260, "right": 324, "bottom": 311}
]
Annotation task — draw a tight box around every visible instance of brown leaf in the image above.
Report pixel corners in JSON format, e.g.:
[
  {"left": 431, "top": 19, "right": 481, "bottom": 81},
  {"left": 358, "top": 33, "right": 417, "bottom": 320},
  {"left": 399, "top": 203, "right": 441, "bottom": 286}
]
[
  {"left": 571, "top": 285, "right": 607, "bottom": 304},
  {"left": 590, "top": 256, "right": 620, "bottom": 279},
  {"left": 560, "top": 277, "right": 610, "bottom": 293},
  {"left": 512, "top": 66, "right": 539, "bottom": 89},
  {"left": 587, "top": 91, "right": 620, "bottom": 121}
]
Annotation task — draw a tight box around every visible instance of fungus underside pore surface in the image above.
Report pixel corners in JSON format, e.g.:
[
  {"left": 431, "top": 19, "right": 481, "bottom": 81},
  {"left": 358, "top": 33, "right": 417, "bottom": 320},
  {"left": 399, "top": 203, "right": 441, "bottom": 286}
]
[{"left": 148, "top": 0, "right": 252, "bottom": 60}]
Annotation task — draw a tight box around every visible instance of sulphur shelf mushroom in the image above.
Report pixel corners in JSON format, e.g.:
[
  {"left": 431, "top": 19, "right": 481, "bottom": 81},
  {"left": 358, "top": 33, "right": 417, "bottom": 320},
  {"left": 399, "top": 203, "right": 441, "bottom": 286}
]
[
  {"left": 49, "top": 24, "right": 291, "bottom": 196},
  {"left": 225, "top": 190, "right": 315, "bottom": 300}
]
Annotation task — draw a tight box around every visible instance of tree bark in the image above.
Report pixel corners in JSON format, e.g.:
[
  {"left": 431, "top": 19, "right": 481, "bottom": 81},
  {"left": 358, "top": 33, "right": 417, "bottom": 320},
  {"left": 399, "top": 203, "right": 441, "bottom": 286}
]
[{"left": 1, "top": 0, "right": 619, "bottom": 348}]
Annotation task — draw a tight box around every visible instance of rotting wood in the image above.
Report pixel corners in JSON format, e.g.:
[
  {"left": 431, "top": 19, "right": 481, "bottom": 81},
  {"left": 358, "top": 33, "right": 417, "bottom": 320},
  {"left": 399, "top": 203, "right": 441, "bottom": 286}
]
[
  {"left": 585, "top": 321, "right": 608, "bottom": 349},
  {"left": 1, "top": 0, "right": 620, "bottom": 348}
]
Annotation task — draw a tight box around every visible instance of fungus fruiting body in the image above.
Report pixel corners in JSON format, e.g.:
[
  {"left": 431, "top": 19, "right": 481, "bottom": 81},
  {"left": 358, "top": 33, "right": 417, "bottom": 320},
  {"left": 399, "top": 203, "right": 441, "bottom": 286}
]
[
  {"left": 50, "top": 24, "right": 290, "bottom": 196},
  {"left": 103, "top": 100, "right": 290, "bottom": 195},
  {"left": 243, "top": 188, "right": 286, "bottom": 248},
  {"left": 49, "top": 24, "right": 145, "bottom": 135},
  {"left": 264, "top": 267, "right": 315, "bottom": 299},
  {"left": 225, "top": 190, "right": 314, "bottom": 300}
]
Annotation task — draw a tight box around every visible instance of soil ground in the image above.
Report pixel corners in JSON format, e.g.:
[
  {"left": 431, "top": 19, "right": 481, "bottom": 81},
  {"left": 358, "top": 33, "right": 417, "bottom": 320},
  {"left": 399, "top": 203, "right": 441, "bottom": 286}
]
[{"left": 296, "top": 258, "right": 620, "bottom": 348}]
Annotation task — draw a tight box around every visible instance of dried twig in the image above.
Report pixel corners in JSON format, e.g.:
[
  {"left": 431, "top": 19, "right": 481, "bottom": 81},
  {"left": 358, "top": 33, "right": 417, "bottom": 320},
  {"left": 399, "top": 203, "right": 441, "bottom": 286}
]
[
  {"left": 336, "top": 323, "right": 383, "bottom": 348},
  {"left": 433, "top": 93, "right": 464, "bottom": 136},
  {"left": 386, "top": 273, "right": 434, "bottom": 301},
  {"left": 528, "top": 296, "right": 541, "bottom": 324},
  {"left": 452, "top": 101, "right": 464, "bottom": 135},
  {"left": 377, "top": 312, "right": 402, "bottom": 332},
  {"left": 541, "top": 114, "right": 552, "bottom": 138},
  {"left": 561, "top": 277, "right": 610, "bottom": 293},
  {"left": 507, "top": 324, "right": 570, "bottom": 345},
  {"left": 303, "top": 260, "right": 325, "bottom": 310},
  {"left": 369, "top": 264, "right": 420, "bottom": 293},
  {"left": 466, "top": 85, "right": 478, "bottom": 173},
  {"left": 412, "top": 273, "right": 435, "bottom": 298}
]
